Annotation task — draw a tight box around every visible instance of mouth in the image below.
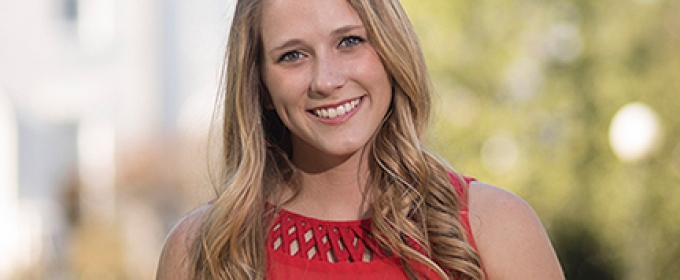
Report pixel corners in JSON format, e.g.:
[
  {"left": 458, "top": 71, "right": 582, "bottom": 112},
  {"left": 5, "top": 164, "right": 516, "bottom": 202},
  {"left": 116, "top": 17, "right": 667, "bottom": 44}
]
[{"left": 309, "top": 97, "right": 363, "bottom": 119}]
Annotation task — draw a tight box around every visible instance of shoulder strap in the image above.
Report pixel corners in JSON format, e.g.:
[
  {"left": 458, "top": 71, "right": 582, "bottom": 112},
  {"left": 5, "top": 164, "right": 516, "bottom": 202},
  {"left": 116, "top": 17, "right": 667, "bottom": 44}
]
[{"left": 446, "top": 171, "right": 478, "bottom": 251}]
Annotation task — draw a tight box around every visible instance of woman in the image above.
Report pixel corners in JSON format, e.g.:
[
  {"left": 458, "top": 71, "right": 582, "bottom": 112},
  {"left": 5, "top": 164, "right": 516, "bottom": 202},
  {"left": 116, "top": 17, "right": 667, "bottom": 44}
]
[{"left": 157, "top": 0, "right": 564, "bottom": 279}]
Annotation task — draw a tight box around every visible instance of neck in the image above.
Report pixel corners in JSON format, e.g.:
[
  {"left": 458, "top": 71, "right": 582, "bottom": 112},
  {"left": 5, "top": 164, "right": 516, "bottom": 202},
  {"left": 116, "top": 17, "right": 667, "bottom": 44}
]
[{"left": 283, "top": 148, "right": 373, "bottom": 221}]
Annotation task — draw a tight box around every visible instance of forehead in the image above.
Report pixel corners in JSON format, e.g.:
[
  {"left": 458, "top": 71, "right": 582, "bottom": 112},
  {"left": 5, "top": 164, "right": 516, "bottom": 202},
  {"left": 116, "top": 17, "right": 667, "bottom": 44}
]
[{"left": 260, "top": 0, "right": 364, "bottom": 46}]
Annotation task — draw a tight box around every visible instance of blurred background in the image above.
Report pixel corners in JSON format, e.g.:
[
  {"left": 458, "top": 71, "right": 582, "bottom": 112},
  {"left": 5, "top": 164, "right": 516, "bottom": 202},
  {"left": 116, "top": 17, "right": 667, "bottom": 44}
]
[{"left": 0, "top": 0, "right": 678, "bottom": 279}]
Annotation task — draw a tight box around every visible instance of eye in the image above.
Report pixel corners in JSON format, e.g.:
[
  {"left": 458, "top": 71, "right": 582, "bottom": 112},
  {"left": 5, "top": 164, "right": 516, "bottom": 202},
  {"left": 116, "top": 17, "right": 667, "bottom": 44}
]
[
  {"left": 278, "top": 50, "right": 304, "bottom": 62},
  {"left": 338, "top": 36, "right": 365, "bottom": 48}
]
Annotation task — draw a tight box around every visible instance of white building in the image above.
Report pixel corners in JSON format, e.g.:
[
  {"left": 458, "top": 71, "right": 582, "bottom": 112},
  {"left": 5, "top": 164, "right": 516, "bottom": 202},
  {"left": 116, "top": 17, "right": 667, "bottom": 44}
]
[{"left": 0, "top": 0, "right": 232, "bottom": 278}]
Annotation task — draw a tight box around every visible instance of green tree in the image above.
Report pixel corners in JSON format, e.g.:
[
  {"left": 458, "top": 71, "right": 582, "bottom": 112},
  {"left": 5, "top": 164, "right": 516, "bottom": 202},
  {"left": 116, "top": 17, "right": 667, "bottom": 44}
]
[{"left": 402, "top": 0, "right": 680, "bottom": 279}]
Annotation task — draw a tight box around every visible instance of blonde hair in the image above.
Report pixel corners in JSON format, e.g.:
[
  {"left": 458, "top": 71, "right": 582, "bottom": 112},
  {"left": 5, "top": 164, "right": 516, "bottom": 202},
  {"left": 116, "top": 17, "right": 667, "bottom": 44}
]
[{"left": 192, "top": 0, "right": 483, "bottom": 279}]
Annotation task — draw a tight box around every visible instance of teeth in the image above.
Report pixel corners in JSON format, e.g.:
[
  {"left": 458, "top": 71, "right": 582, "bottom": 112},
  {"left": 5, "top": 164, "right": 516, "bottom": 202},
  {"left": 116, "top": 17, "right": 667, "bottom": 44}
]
[{"left": 312, "top": 98, "right": 360, "bottom": 119}]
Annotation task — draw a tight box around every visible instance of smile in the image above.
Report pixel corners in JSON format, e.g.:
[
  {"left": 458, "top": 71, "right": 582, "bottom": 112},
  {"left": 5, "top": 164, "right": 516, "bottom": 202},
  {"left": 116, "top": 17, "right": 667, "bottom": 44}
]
[{"left": 310, "top": 97, "right": 362, "bottom": 119}]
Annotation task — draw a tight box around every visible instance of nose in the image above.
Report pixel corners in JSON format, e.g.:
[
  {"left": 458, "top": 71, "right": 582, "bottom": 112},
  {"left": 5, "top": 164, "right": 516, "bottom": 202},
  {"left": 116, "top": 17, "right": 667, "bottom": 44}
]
[{"left": 310, "top": 52, "right": 346, "bottom": 96}]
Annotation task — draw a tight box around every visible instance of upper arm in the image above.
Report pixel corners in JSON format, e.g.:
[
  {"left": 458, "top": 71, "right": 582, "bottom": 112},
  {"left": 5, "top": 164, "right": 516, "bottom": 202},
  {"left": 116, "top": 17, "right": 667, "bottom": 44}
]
[
  {"left": 468, "top": 182, "right": 564, "bottom": 280},
  {"left": 156, "top": 205, "right": 211, "bottom": 280}
]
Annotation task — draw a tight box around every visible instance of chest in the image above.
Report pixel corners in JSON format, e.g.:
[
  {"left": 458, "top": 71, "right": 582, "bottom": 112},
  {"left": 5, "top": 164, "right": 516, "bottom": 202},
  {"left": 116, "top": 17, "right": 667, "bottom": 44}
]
[{"left": 264, "top": 210, "right": 439, "bottom": 280}]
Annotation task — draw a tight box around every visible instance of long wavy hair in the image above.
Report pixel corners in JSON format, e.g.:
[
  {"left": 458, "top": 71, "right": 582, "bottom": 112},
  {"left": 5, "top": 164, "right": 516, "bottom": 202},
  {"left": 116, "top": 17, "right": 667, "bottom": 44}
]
[{"left": 191, "top": 0, "right": 483, "bottom": 279}]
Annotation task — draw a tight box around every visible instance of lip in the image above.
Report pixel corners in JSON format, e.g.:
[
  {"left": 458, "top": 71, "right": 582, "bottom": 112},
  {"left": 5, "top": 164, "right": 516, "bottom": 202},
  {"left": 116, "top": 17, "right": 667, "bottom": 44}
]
[
  {"left": 308, "top": 96, "right": 364, "bottom": 124},
  {"left": 308, "top": 96, "right": 364, "bottom": 111}
]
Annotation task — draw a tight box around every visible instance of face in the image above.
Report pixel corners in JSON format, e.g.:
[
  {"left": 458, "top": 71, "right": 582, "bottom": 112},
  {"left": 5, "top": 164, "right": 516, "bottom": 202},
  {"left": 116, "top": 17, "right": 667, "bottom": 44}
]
[{"left": 260, "top": 0, "right": 393, "bottom": 167}]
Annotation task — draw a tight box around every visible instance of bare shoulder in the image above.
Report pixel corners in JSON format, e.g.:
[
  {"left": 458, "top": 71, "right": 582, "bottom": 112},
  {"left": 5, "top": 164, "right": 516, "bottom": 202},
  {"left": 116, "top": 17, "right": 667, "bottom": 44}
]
[
  {"left": 156, "top": 204, "right": 212, "bottom": 280},
  {"left": 468, "top": 181, "right": 564, "bottom": 280}
]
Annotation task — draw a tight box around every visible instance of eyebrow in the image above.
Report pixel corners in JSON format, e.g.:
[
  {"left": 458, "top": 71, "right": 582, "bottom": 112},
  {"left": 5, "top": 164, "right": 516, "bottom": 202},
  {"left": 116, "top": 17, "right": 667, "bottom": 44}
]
[
  {"left": 269, "top": 39, "right": 305, "bottom": 55},
  {"left": 331, "top": 24, "right": 364, "bottom": 37},
  {"left": 267, "top": 24, "right": 365, "bottom": 55}
]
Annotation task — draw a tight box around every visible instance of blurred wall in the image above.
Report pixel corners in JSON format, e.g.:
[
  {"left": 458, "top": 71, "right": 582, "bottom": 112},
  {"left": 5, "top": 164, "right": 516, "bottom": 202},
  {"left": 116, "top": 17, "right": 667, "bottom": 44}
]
[{"left": 0, "top": 0, "right": 233, "bottom": 278}]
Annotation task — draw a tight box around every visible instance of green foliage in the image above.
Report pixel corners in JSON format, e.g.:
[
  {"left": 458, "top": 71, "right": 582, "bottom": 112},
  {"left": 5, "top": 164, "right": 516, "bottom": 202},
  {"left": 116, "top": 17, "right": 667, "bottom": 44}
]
[{"left": 402, "top": 0, "right": 680, "bottom": 279}]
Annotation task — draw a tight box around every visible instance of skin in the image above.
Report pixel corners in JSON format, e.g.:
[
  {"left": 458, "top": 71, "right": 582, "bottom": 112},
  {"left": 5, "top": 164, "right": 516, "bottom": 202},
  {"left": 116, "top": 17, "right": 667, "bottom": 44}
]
[
  {"left": 156, "top": 205, "right": 209, "bottom": 280},
  {"left": 157, "top": 0, "right": 565, "bottom": 279},
  {"left": 260, "top": 0, "right": 393, "bottom": 221},
  {"left": 469, "top": 182, "right": 565, "bottom": 279}
]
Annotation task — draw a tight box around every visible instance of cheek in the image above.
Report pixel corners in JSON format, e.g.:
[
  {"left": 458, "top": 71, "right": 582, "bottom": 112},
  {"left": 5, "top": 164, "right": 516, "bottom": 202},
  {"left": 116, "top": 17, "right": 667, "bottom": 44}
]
[
  {"left": 364, "top": 65, "right": 392, "bottom": 100},
  {"left": 357, "top": 52, "right": 391, "bottom": 90},
  {"left": 263, "top": 69, "right": 306, "bottom": 106},
  {"left": 262, "top": 72, "right": 286, "bottom": 108}
]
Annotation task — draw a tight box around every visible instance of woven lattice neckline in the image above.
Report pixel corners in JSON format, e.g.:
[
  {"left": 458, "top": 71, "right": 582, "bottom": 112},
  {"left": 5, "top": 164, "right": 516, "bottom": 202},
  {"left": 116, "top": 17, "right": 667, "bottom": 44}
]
[{"left": 267, "top": 208, "right": 384, "bottom": 263}]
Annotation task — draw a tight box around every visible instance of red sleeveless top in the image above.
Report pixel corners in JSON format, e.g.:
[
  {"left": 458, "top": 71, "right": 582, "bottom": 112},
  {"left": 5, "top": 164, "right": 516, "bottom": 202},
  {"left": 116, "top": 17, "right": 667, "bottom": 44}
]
[{"left": 265, "top": 173, "right": 477, "bottom": 279}]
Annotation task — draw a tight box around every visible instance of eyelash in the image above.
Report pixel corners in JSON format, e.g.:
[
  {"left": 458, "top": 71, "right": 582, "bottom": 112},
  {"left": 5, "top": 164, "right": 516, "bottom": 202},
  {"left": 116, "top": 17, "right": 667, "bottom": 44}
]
[
  {"left": 278, "top": 51, "right": 303, "bottom": 63},
  {"left": 338, "top": 35, "right": 365, "bottom": 48},
  {"left": 276, "top": 35, "right": 366, "bottom": 63}
]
